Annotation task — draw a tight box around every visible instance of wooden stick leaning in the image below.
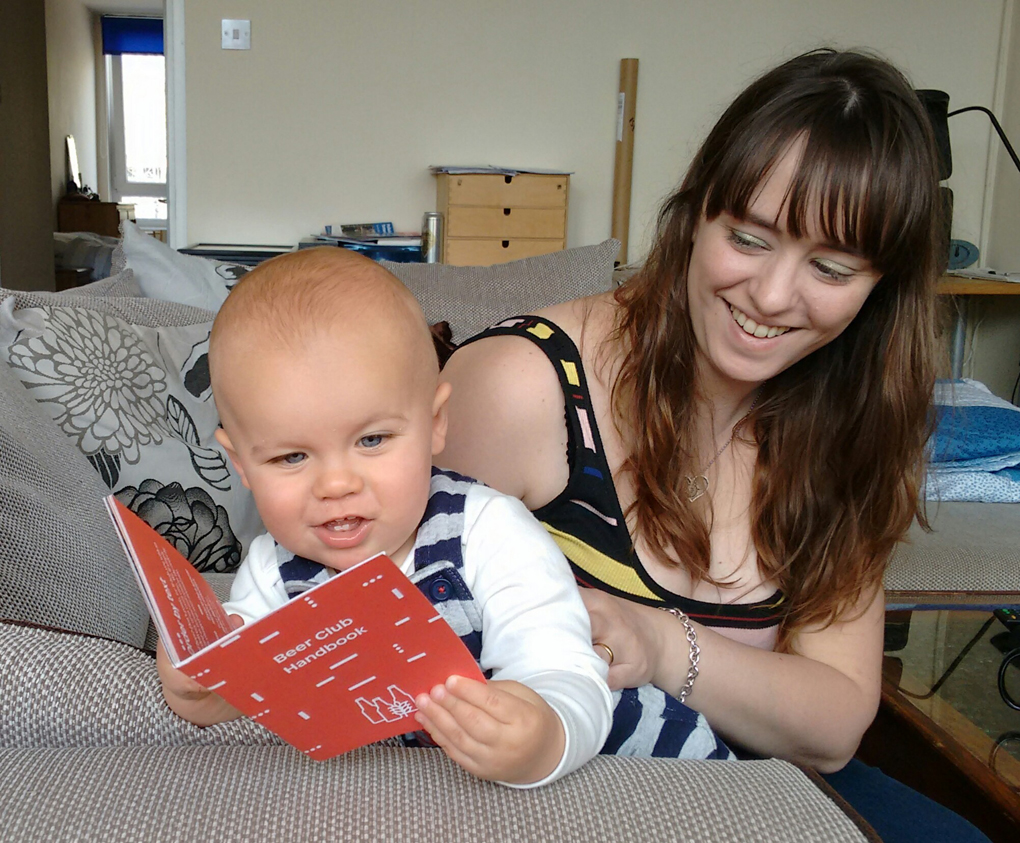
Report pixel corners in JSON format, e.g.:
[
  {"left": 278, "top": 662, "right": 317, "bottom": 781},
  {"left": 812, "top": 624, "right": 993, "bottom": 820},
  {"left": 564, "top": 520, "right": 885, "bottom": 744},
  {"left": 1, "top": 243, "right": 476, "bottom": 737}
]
[{"left": 611, "top": 58, "right": 639, "bottom": 266}]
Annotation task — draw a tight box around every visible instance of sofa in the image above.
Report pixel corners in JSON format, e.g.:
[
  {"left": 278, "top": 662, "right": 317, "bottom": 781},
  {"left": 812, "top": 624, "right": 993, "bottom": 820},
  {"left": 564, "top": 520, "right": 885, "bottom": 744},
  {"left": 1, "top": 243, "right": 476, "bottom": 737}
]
[{"left": 0, "top": 226, "right": 881, "bottom": 842}]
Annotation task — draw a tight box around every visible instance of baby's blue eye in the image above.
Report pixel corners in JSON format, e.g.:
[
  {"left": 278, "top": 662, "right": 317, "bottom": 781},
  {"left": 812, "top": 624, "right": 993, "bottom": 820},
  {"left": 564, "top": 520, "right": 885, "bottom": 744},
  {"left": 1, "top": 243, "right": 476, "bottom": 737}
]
[
  {"left": 359, "top": 434, "right": 386, "bottom": 449},
  {"left": 280, "top": 452, "right": 306, "bottom": 465}
]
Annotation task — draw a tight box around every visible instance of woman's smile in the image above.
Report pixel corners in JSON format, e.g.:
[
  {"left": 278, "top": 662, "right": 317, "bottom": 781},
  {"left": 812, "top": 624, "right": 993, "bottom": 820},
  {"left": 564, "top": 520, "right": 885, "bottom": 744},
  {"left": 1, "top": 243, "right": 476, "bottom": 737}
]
[{"left": 728, "top": 303, "right": 791, "bottom": 339}]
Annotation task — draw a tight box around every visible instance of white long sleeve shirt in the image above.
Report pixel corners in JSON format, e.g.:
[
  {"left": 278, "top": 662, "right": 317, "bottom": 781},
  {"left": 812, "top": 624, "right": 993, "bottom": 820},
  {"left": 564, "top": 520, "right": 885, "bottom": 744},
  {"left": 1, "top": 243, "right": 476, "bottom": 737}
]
[{"left": 224, "top": 482, "right": 613, "bottom": 787}]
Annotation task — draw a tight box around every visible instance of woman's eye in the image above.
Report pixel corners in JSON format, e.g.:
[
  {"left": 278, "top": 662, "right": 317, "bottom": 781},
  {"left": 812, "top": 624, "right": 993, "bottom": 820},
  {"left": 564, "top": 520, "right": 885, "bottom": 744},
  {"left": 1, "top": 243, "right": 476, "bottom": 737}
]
[
  {"left": 727, "top": 229, "right": 768, "bottom": 250},
  {"left": 813, "top": 259, "right": 854, "bottom": 283},
  {"left": 359, "top": 434, "right": 386, "bottom": 449}
]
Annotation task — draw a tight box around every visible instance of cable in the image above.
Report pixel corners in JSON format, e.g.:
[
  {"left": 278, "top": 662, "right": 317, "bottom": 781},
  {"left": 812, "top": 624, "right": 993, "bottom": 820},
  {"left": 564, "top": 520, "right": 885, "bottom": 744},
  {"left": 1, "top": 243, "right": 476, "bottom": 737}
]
[
  {"left": 949, "top": 105, "right": 1020, "bottom": 177},
  {"left": 988, "top": 730, "right": 1020, "bottom": 774},
  {"left": 898, "top": 615, "right": 997, "bottom": 700},
  {"left": 997, "top": 647, "right": 1020, "bottom": 711}
]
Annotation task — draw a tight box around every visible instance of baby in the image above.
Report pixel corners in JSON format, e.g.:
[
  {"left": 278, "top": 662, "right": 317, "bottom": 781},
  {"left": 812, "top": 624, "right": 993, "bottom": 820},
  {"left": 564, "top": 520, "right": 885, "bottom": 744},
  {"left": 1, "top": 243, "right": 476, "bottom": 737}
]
[{"left": 156, "top": 247, "right": 612, "bottom": 787}]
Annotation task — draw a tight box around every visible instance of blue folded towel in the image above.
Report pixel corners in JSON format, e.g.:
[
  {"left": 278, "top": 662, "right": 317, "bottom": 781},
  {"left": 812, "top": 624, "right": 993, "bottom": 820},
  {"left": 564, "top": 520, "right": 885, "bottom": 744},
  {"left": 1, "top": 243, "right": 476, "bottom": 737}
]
[{"left": 926, "top": 379, "right": 1020, "bottom": 502}]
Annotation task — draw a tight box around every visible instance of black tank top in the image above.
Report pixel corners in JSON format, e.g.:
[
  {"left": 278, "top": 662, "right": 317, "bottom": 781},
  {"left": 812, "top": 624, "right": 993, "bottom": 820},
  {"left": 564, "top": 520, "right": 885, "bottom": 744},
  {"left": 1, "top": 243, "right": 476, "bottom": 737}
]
[{"left": 460, "top": 315, "right": 784, "bottom": 634}]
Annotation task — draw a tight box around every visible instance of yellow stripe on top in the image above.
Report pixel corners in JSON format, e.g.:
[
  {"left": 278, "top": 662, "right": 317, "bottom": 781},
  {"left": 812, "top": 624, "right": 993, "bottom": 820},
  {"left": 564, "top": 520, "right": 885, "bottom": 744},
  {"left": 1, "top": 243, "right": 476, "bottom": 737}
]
[
  {"left": 543, "top": 523, "right": 661, "bottom": 602},
  {"left": 560, "top": 360, "right": 580, "bottom": 387},
  {"left": 527, "top": 322, "right": 554, "bottom": 340}
]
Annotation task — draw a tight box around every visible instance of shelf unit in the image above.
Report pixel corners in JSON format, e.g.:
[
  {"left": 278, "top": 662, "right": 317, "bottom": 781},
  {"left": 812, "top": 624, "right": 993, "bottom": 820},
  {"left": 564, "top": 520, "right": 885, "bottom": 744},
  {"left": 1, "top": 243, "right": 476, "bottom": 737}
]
[{"left": 435, "top": 173, "right": 568, "bottom": 265}]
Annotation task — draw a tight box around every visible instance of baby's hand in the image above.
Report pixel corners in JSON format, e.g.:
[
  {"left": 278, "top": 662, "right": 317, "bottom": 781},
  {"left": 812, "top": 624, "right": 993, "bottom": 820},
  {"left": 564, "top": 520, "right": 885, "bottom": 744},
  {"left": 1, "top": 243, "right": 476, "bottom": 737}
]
[
  {"left": 414, "top": 677, "right": 564, "bottom": 785},
  {"left": 155, "top": 615, "right": 245, "bottom": 727}
]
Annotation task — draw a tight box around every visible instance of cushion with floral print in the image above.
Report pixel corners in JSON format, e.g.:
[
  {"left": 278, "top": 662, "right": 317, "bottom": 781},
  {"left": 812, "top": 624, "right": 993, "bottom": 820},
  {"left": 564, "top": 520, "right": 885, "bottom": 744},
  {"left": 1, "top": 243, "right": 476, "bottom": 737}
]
[{"left": 0, "top": 288, "right": 263, "bottom": 574}]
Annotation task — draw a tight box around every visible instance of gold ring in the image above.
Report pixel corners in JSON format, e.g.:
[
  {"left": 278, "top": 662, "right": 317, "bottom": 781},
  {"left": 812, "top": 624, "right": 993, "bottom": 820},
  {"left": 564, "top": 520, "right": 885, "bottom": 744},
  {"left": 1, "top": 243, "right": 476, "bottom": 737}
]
[{"left": 594, "top": 642, "right": 615, "bottom": 666}]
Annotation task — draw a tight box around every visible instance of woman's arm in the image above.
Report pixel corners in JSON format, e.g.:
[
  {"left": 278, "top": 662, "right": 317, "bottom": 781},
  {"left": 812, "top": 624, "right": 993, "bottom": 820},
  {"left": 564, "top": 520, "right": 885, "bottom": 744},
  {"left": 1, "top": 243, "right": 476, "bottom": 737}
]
[
  {"left": 583, "top": 583, "right": 885, "bottom": 771},
  {"left": 439, "top": 335, "right": 570, "bottom": 510}
]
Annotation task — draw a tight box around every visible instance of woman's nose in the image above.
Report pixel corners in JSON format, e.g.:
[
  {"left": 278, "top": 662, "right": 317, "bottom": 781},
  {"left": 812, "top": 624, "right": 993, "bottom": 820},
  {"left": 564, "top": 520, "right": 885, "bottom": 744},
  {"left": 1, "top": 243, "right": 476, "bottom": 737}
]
[{"left": 748, "top": 255, "right": 799, "bottom": 317}]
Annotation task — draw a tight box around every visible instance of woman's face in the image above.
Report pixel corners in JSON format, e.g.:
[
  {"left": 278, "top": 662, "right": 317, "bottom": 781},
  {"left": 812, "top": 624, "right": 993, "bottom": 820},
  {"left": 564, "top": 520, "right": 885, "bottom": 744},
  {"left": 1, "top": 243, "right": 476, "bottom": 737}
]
[{"left": 686, "top": 145, "right": 881, "bottom": 393}]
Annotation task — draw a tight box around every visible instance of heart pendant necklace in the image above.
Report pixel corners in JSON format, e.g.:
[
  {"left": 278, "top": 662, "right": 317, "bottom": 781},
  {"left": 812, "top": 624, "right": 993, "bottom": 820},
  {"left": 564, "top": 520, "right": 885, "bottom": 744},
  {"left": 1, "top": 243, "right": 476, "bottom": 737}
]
[
  {"left": 684, "top": 438, "right": 735, "bottom": 502},
  {"left": 684, "top": 392, "right": 761, "bottom": 503}
]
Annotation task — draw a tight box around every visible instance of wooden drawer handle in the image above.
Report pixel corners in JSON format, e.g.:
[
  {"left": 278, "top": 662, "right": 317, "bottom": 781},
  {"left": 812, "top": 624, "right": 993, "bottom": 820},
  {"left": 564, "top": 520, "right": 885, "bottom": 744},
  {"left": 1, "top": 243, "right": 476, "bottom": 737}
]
[
  {"left": 502, "top": 240, "right": 510, "bottom": 248},
  {"left": 503, "top": 208, "right": 511, "bottom": 216}
]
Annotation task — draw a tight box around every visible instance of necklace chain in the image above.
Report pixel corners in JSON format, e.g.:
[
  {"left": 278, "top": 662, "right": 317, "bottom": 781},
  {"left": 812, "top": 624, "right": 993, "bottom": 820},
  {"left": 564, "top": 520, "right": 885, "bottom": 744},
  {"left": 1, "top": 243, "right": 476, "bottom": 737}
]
[{"left": 684, "top": 392, "right": 761, "bottom": 503}]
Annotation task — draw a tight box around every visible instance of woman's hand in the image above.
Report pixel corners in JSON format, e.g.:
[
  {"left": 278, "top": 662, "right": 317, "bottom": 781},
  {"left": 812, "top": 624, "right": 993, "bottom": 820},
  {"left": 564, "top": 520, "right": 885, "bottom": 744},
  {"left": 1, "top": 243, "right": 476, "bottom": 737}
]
[
  {"left": 586, "top": 584, "right": 887, "bottom": 770},
  {"left": 581, "top": 588, "right": 671, "bottom": 691}
]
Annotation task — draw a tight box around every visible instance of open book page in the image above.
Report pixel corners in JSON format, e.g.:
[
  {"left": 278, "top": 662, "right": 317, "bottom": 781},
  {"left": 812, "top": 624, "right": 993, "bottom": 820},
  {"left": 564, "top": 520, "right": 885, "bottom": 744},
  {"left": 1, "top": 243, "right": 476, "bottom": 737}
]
[
  {"left": 107, "top": 496, "right": 484, "bottom": 758},
  {"left": 106, "top": 497, "right": 232, "bottom": 664}
]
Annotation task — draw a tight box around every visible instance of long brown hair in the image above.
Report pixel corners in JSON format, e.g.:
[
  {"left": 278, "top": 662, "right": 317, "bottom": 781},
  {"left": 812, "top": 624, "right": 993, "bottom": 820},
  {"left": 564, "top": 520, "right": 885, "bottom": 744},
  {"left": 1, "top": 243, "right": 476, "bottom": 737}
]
[{"left": 609, "top": 49, "right": 943, "bottom": 647}]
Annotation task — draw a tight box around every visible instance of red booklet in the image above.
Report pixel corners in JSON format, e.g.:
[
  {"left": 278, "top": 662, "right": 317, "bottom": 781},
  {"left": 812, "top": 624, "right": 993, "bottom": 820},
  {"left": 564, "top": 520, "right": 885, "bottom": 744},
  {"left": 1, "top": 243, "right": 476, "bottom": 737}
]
[{"left": 106, "top": 496, "right": 484, "bottom": 759}]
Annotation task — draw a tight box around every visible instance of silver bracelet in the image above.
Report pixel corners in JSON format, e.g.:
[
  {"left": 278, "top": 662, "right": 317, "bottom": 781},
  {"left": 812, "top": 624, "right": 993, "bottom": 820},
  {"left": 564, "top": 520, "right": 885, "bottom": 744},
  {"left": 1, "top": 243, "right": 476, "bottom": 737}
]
[{"left": 660, "top": 607, "right": 700, "bottom": 704}]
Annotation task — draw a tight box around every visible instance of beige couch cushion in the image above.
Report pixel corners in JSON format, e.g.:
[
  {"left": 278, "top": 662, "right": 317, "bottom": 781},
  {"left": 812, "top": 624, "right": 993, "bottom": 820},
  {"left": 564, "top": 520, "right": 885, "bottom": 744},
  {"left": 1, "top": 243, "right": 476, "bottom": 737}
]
[
  {"left": 886, "top": 502, "right": 1020, "bottom": 607},
  {"left": 0, "top": 745, "right": 873, "bottom": 843}
]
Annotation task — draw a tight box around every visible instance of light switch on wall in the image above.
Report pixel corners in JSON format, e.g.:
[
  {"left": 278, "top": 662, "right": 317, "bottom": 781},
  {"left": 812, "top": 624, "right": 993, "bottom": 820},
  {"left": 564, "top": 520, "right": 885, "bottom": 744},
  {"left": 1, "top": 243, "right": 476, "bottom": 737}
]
[{"left": 222, "top": 19, "right": 251, "bottom": 50}]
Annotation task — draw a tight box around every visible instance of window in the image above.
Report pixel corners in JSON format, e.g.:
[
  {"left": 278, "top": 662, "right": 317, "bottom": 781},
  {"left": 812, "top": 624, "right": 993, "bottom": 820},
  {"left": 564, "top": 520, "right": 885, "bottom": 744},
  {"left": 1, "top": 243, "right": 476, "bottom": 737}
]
[{"left": 103, "top": 17, "right": 167, "bottom": 229}]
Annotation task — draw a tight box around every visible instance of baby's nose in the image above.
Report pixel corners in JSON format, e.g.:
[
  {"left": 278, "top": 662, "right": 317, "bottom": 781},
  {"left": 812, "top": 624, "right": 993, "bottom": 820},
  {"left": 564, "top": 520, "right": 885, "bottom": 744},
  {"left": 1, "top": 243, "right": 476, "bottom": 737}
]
[{"left": 314, "top": 464, "right": 363, "bottom": 498}]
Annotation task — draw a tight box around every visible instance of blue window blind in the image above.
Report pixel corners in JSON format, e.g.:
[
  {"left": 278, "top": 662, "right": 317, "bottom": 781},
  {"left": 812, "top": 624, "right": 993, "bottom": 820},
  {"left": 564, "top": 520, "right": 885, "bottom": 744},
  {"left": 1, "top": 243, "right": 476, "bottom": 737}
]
[{"left": 101, "top": 16, "right": 164, "bottom": 56}]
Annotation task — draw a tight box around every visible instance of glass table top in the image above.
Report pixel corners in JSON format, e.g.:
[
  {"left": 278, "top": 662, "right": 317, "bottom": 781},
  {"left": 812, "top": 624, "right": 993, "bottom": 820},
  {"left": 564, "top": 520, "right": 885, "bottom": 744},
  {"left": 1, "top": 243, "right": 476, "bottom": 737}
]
[{"left": 885, "top": 609, "right": 1020, "bottom": 791}]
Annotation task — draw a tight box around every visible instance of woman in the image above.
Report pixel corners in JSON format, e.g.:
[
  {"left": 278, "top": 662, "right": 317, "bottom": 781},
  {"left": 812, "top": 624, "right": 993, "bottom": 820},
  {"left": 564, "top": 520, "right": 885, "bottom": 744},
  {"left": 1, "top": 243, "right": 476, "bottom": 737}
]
[{"left": 439, "top": 49, "right": 986, "bottom": 842}]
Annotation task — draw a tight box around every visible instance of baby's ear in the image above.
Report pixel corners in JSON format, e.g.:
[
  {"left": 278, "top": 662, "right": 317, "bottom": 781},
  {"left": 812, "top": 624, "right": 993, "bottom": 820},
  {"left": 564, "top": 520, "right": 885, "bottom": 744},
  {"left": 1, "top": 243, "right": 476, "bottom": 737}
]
[
  {"left": 214, "top": 427, "right": 250, "bottom": 488},
  {"left": 430, "top": 381, "right": 453, "bottom": 456}
]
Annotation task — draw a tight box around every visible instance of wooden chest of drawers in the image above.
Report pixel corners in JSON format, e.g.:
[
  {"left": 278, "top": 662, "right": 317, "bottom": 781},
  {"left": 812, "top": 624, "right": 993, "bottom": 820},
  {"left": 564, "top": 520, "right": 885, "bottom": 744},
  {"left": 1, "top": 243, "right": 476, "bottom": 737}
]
[
  {"left": 435, "top": 173, "right": 568, "bottom": 265},
  {"left": 57, "top": 199, "right": 135, "bottom": 237}
]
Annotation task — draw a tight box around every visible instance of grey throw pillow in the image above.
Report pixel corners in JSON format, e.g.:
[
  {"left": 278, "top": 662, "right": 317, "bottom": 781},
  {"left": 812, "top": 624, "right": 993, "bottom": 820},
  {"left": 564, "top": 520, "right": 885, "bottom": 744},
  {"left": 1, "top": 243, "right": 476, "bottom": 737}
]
[
  {"left": 382, "top": 239, "right": 620, "bottom": 342},
  {"left": 112, "top": 220, "right": 249, "bottom": 311},
  {"left": 0, "top": 344, "right": 150, "bottom": 644},
  {"left": 113, "top": 221, "right": 618, "bottom": 345},
  {"left": 0, "top": 289, "right": 263, "bottom": 583}
]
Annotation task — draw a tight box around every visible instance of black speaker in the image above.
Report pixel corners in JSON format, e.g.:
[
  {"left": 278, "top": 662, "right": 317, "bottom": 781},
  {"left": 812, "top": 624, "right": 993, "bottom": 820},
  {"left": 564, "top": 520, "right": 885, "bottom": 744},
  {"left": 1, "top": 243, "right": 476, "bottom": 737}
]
[{"left": 915, "top": 89, "right": 953, "bottom": 181}]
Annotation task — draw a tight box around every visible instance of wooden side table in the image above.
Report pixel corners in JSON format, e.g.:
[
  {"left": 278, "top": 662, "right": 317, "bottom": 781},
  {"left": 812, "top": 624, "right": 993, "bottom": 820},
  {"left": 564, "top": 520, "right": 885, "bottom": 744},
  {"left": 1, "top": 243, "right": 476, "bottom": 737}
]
[
  {"left": 435, "top": 173, "right": 568, "bottom": 265},
  {"left": 57, "top": 199, "right": 135, "bottom": 237},
  {"left": 937, "top": 274, "right": 1020, "bottom": 378},
  {"left": 858, "top": 613, "right": 1020, "bottom": 843}
]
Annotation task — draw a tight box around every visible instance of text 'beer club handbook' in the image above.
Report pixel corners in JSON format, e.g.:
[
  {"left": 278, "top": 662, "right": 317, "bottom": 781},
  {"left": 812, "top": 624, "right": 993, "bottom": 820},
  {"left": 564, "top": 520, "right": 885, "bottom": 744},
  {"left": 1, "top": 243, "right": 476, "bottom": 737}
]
[{"left": 105, "top": 496, "right": 485, "bottom": 760}]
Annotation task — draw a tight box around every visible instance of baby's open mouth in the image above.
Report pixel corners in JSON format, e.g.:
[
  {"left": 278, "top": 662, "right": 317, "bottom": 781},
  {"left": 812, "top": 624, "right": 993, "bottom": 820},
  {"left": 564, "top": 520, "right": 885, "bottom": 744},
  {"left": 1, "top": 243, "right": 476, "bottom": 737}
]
[
  {"left": 323, "top": 516, "right": 364, "bottom": 532},
  {"left": 729, "top": 304, "right": 791, "bottom": 339}
]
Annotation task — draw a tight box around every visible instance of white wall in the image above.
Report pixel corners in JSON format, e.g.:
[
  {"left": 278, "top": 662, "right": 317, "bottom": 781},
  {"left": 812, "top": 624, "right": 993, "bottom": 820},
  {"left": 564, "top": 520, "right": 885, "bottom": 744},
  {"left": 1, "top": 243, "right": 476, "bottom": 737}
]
[
  {"left": 182, "top": 0, "right": 1008, "bottom": 263},
  {"left": 975, "top": 0, "right": 1020, "bottom": 399},
  {"left": 45, "top": 0, "right": 99, "bottom": 208},
  {"left": 987, "top": 1, "right": 1020, "bottom": 271}
]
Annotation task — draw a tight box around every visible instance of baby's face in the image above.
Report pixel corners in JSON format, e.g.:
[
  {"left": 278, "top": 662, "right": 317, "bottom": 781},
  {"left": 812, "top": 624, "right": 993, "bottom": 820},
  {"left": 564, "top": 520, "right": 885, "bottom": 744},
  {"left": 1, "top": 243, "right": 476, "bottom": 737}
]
[{"left": 216, "top": 329, "right": 447, "bottom": 571}]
